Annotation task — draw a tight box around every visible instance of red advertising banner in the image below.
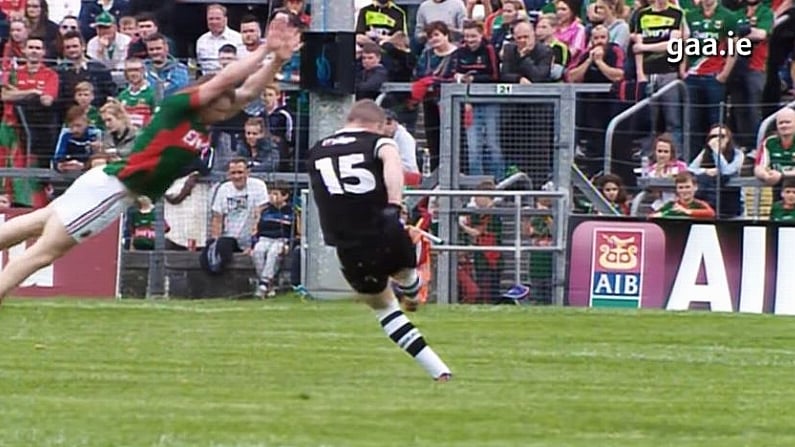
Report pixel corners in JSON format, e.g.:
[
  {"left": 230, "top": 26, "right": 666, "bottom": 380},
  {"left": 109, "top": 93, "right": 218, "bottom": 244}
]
[{"left": 1, "top": 208, "right": 121, "bottom": 298}]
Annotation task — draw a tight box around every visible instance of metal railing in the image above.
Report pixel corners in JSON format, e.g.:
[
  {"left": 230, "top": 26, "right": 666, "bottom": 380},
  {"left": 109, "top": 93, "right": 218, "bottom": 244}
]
[
  {"left": 603, "top": 80, "right": 690, "bottom": 174},
  {"left": 407, "top": 189, "right": 565, "bottom": 299}
]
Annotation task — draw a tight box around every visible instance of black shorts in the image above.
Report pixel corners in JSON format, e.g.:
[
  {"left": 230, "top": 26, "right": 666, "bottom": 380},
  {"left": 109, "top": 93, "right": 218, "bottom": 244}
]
[{"left": 336, "top": 230, "right": 417, "bottom": 294}]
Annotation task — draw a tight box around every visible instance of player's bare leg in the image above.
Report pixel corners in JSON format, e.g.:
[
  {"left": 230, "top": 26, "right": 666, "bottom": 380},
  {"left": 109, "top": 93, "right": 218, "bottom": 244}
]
[
  {"left": 0, "top": 213, "right": 76, "bottom": 303},
  {"left": 0, "top": 207, "right": 50, "bottom": 251},
  {"left": 362, "top": 286, "right": 452, "bottom": 381},
  {"left": 392, "top": 267, "right": 422, "bottom": 312}
]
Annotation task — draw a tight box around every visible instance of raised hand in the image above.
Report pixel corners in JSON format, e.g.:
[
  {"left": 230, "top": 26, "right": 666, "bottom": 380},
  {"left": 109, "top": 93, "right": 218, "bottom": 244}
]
[{"left": 264, "top": 16, "right": 301, "bottom": 62}]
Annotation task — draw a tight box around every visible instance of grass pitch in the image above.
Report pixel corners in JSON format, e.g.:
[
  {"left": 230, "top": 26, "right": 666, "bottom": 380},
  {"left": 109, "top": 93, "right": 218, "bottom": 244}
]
[{"left": 1, "top": 298, "right": 795, "bottom": 447}]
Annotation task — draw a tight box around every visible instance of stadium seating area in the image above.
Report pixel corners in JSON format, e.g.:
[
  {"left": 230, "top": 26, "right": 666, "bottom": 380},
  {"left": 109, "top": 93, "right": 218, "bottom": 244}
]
[{"left": 0, "top": 0, "right": 793, "bottom": 301}]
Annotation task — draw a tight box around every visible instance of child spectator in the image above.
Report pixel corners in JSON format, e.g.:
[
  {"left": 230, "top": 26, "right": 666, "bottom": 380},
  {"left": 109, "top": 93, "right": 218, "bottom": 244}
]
[
  {"left": 524, "top": 182, "right": 555, "bottom": 303},
  {"left": 52, "top": 106, "right": 102, "bottom": 172},
  {"left": 458, "top": 180, "right": 503, "bottom": 304},
  {"left": 73, "top": 81, "right": 104, "bottom": 129},
  {"left": 770, "top": 179, "right": 795, "bottom": 222},
  {"left": 98, "top": 99, "right": 139, "bottom": 161},
  {"left": 251, "top": 181, "right": 294, "bottom": 298},
  {"left": 650, "top": 172, "right": 716, "bottom": 219},
  {"left": 595, "top": 173, "right": 631, "bottom": 215},
  {"left": 118, "top": 57, "right": 157, "bottom": 127},
  {"left": 128, "top": 195, "right": 169, "bottom": 251},
  {"left": 236, "top": 117, "right": 280, "bottom": 173},
  {"left": 119, "top": 15, "right": 137, "bottom": 38}
]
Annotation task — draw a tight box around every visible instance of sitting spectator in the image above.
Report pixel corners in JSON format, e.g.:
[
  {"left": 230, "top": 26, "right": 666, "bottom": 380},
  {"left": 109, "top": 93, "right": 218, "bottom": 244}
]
[
  {"left": 647, "top": 133, "right": 688, "bottom": 178},
  {"left": 52, "top": 105, "right": 101, "bottom": 172},
  {"left": 195, "top": 3, "right": 242, "bottom": 75},
  {"left": 128, "top": 195, "right": 169, "bottom": 251},
  {"left": 237, "top": 14, "right": 263, "bottom": 58},
  {"left": 355, "top": 42, "right": 389, "bottom": 100},
  {"left": 500, "top": 20, "right": 553, "bottom": 84},
  {"left": 118, "top": 57, "right": 156, "bottom": 127},
  {"left": 56, "top": 31, "right": 116, "bottom": 114},
  {"left": 236, "top": 117, "right": 280, "bottom": 173},
  {"left": 535, "top": 13, "right": 570, "bottom": 81},
  {"left": 771, "top": 178, "right": 795, "bottom": 222},
  {"left": 458, "top": 180, "right": 503, "bottom": 304},
  {"left": 645, "top": 133, "right": 688, "bottom": 210},
  {"left": 25, "top": 0, "right": 59, "bottom": 59},
  {"left": 79, "top": 0, "right": 130, "bottom": 41},
  {"left": 251, "top": 181, "right": 294, "bottom": 298},
  {"left": 2, "top": 18, "right": 27, "bottom": 71},
  {"left": 217, "top": 43, "right": 237, "bottom": 69},
  {"left": 553, "top": 0, "right": 587, "bottom": 61},
  {"left": 490, "top": 0, "right": 525, "bottom": 54},
  {"left": 86, "top": 11, "right": 132, "bottom": 87},
  {"left": 126, "top": 12, "right": 174, "bottom": 59},
  {"left": 566, "top": 24, "right": 624, "bottom": 84},
  {"left": 144, "top": 32, "right": 189, "bottom": 99},
  {"left": 118, "top": 15, "right": 137, "bottom": 38},
  {"left": 98, "top": 98, "right": 138, "bottom": 160},
  {"left": 595, "top": 173, "right": 630, "bottom": 215},
  {"left": 72, "top": 81, "right": 103, "bottom": 129},
  {"left": 689, "top": 124, "right": 744, "bottom": 218},
  {"left": 755, "top": 107, "right": 795, "bottom": 188},
  {"left": 650, "top": 172, "right": 716, "bottom": 219},
  {"left": 210, "top": 158, "right": 269, "bottom": 253}
]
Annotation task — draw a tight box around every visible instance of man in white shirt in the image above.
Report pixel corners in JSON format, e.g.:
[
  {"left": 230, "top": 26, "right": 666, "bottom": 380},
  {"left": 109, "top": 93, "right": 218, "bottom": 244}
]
[
  {"left": 210, "top": 158, "right": 269, "bottom": 253},
  {"left": 237, "top": 14, "right": 263, "bottom": 59},
  {"left": 86, "top": 11, "right": 132, "bottom": 86},
  {"left": 383, "top": 109, "right": 419, "bottom": 176},
  {"left": 195, "top": 3, "right": 243, "bottom": 75}
]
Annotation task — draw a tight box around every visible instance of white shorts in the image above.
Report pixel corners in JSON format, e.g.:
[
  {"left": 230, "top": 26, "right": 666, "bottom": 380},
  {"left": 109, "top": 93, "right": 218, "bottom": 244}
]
[{"left": 51, "top": 166, "right": 135, "bottom": 242}]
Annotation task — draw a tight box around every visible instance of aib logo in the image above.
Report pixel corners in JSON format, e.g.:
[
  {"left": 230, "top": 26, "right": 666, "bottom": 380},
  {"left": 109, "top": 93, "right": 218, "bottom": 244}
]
[{"left": 589, "top": 229, "right": 644, "bottom": 308}]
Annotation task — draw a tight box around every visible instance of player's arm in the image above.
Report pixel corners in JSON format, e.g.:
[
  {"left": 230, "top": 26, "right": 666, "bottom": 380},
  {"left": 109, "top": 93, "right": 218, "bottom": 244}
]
[
  {"left": 197, "top": 17, "right": 298, "bottom": 108},
  {"left": 378, "top": 141, "right": 404, "bottom": 206}
]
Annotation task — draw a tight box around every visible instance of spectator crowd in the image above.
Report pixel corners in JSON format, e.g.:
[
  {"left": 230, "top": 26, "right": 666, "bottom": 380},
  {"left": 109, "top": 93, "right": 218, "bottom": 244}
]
[{"left": 1, "top": 0, "right": 795, "bottom": 302}]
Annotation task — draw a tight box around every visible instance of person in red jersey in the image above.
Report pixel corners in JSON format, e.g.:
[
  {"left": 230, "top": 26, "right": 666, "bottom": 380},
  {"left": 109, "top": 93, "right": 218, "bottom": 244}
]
[{"left": 0, "top": 16, "right": 300, "bottom": 302}]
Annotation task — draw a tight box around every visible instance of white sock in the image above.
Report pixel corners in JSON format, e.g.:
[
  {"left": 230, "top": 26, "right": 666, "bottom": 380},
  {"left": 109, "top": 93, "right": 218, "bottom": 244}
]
[{"left": 375, "top": 301, "right": 451, "bottom": 379}]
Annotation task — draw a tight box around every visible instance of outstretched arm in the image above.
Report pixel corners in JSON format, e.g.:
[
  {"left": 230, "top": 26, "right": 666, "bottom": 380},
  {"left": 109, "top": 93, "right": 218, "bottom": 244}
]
[
  {"left": 225, "top": 19, "right": 302, "bottom": 117},
  {"left": 198, "top": 17, "right": 299, "bottom": 108}
]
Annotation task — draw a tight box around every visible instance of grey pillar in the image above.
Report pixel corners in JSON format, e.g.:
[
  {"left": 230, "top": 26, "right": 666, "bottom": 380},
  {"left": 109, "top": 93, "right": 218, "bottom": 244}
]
[{"left": 304, "top": 0, "right": 355, "bottom": 299}]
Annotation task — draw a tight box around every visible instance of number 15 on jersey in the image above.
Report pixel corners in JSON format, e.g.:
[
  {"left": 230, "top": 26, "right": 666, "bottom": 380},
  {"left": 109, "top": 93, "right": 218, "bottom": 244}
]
[{"left": 314, "top": 154, "right": 377, "bottom": 195}]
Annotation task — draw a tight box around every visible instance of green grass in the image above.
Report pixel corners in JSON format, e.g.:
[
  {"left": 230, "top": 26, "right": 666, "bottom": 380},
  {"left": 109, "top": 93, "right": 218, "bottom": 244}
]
[{"left": 2, "top": 297, "right": 795, "bottom": 447}]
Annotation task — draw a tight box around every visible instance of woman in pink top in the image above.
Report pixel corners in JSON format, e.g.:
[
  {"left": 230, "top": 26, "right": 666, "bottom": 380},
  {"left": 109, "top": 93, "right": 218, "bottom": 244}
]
[
  {"left": 647, "top": 133, "right": 688, "bottom": 178},
  {"left": 553, "top": 0, "right": 587, "bottom": 61}
]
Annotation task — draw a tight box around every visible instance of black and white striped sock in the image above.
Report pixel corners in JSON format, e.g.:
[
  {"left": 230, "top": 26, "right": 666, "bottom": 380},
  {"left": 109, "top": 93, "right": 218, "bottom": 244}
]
[{"left": 376, "top": 301, "right": 450, "bottom": 379}]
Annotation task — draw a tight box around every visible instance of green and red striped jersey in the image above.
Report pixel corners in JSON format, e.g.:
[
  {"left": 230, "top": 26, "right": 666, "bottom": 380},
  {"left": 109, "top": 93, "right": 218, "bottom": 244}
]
[{"left": 104, "top": 90, "right": 209, "bottom": 201}]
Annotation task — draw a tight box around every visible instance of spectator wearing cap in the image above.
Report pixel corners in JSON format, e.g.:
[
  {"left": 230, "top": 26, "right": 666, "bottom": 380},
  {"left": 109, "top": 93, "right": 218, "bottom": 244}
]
[
  {"left": 79, "top": 0, "right": 130, "bottom": 41},
  {"left": 355, "top": 42, "right": 389, "bottom": 100},
  {"left": 87, "top": 10, "right": 132, "bottom": 87},
  {"left": 195, "top": 3, "right": 242, "bottom": 75}
]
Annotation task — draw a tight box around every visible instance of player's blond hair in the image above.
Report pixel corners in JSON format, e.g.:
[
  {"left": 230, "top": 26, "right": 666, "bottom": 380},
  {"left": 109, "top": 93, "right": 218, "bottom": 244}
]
[{"left": 346, "top": 100, "right": 386, "bottom": 125}]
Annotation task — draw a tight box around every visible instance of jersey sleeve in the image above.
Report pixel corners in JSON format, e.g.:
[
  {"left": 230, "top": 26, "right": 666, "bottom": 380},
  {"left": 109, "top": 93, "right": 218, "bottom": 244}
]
[{"left": 373, "top": 137, "right": 399, "bottom": 158}]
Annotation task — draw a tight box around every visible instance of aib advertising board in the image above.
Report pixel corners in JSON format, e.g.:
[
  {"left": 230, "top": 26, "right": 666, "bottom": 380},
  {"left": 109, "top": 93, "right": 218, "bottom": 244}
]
[
  {"left": 567, "top": 216, "right": 795, "bottom": 315},
  {"left": 0, "top": 209, "right": 121, "bottom": 298}
]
